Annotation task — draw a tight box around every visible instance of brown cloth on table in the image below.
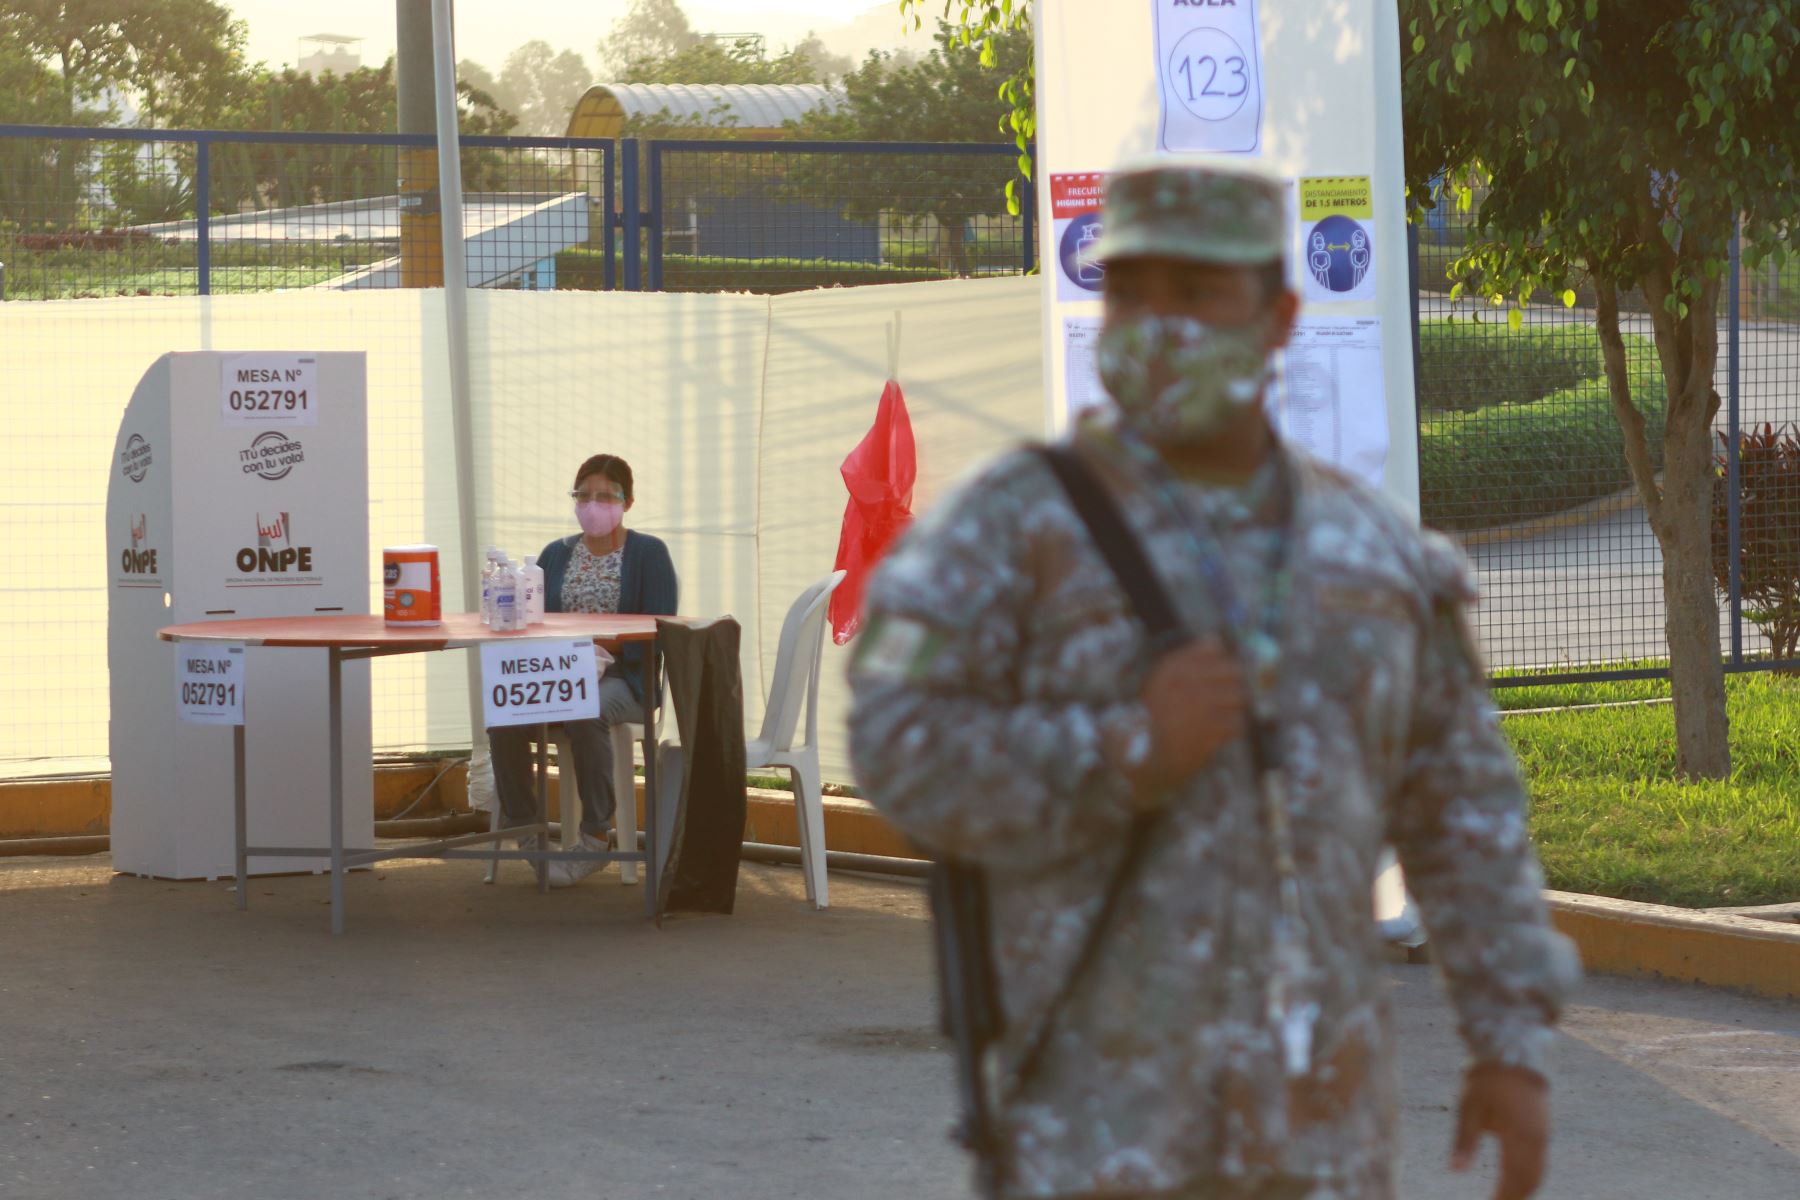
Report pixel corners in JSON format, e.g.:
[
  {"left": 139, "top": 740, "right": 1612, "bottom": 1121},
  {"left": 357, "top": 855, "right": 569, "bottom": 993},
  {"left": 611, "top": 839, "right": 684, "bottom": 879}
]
[{"left": 654, "top": 616, "right": 748, "bottom": 916}]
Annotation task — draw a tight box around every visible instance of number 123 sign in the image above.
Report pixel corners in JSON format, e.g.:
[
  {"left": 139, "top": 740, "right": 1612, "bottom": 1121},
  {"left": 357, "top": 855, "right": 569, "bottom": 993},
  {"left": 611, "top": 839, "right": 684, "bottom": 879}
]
[{"left": 1155, "top": 0, "right": 1264, "bottom": 156}]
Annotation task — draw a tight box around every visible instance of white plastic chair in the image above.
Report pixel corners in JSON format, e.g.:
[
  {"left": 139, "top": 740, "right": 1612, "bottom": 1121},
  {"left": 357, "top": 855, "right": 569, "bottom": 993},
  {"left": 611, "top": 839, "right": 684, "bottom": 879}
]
[
  {"left": 747, "top": 571, "right": 847, "bottom": 910},
  {"left": 604, "top": 722, "right": 645, "bottom": 885}
]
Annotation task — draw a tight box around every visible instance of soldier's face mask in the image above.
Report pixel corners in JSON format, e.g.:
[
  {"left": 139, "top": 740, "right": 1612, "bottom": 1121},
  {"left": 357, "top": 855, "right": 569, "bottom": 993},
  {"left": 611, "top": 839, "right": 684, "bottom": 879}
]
[{"left": 1097, "top": 312, "right": 1273, "bottom": 444}]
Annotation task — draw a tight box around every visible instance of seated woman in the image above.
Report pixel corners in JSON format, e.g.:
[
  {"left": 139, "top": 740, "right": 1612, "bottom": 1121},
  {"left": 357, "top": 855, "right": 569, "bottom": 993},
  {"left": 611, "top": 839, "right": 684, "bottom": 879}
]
[{"left": 488, "top": 454, "right": 678, "bottom": 886}]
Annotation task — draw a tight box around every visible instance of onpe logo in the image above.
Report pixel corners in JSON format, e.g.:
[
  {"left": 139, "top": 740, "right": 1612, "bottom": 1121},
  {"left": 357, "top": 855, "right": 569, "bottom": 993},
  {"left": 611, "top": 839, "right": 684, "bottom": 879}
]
[
  {"left": 120, "top": 433, "right": 153, "bottom": 483},
  {"left": 237, "top": 512, "right": 314, "bottom": 574},
  {"left": 121, "top": 514, "right": 157, "bottom": 575},
  {"left": 258, "top": 512, "right": 290, "bottom": 549},
  {"left": 241, "top": 431, "right": 305, "bottom": 481}
]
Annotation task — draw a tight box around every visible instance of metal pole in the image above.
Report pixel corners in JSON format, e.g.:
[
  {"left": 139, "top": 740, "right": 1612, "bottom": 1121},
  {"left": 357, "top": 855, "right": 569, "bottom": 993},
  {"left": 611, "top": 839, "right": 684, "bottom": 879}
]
[
  {"left": 233, "top": 723, "right": 247, "bottom": 911},
  {"left": 195, "top": 139, "right": 211, "bottom": 296},
  {"left": 641, "top": 642, "right": 658, "bottom": 919},
  {"left": 647, "top": 145, "right": 663, "bottom": 292},
  {"left": 622, "top": 140, "right": 641, "bottom": 291},
  {"left": 1727, "top": 218, "right": 1744, "bottom": 666},
  {"left": 1408, "top": 222, "right": 1425, "bottom": 523},
  {"left": 1020, "top": 155, "right": 1036, "bottom": 277},
  {"left": 329, "top": 648, "right": 346, "bottom": 936},
  {"left": 427, "top": 0, "right": 487, "bottom": 753},
  {"left": 603, "top": 149, "right": 616, "bottom": 292},
  {"left": 397, "top": 0, "right": 443, "bottom": 286}
]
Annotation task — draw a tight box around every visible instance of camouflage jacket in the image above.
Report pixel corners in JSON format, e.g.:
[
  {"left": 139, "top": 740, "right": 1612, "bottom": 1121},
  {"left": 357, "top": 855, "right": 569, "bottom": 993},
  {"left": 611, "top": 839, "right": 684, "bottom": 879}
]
[{"left": 847, "top": 426, "right": 1579, "bottom": 1200}]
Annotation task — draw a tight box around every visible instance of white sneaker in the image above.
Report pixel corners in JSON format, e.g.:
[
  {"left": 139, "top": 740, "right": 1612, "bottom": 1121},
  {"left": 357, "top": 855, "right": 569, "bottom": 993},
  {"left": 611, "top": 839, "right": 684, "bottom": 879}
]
[{"left": 548, "top": 832, "right": 609, "bottom": 889}]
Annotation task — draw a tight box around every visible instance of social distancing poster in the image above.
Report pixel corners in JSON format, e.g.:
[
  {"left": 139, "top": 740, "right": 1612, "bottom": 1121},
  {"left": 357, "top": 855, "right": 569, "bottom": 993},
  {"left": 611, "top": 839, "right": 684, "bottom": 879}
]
[{"left": 1035, "top": 0, "right": 1420, "bottom": 513}]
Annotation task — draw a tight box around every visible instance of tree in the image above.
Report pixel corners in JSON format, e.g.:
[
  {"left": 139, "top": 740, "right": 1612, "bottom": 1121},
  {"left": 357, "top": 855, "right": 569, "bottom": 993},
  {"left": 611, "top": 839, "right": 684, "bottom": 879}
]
[
  {"left": 458, "top": 57, "right": 502, "bottom": 109},
  {"left": 597, "top": 0, "right": 699, "bottom": 78},
  {"left": 788, "top": 22, "right": 1030, "bottom": 275},
  {"left": 789, "top": 33, "right": 854, "bottom": 83},
  {"left": 114, "top": 0, "right": 247, "bottom": 127},
  {"left": 498, "top": 41, "right": 593, "bottom": 136},
  {"left": 0, "top": 0, "right": 248, "bottom": 126},
  {"left": 1404, "top": 1, "right": 1800, "bottom": 779},
  {"left": 617, "top": 36, "right": 826, "bottom": 87},
  {"left": 0, "top": 39, "right": 106, "bottom": 229},
  {"left": 207, "top": 59, "right": 518, "bottom": 212},
  {"left": 898, "top": 0, "right": 1032, "bottom": 211}
]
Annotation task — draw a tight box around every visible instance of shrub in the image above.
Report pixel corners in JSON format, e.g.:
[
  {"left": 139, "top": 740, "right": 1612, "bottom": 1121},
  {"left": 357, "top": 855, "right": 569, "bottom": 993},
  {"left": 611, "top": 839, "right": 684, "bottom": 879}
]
[
  {"left": 1419, "top": 322, "right": 1665, "bottom": 529},
  {"left": 1712, "top": 424, "right": 1800, "bottom": 662},
  {"left": 555, "top": 248, "right": 954, "bottom": 295},
  {"left": 1416, "top": 321, "right": 1599, "bottom": 412}
]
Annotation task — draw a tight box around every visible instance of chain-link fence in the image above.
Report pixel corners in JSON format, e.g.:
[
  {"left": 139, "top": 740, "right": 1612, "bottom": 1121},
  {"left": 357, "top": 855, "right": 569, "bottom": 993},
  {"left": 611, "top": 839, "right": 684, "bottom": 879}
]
[
  {"left": 0, "top": 125, "right": 611, "bottom": 776},
  {"left": 0, "top": 126, "right": 611, "bottom": 300},
  {"left": 1412, "top": 203, "right": 1800, "bottom": 684},
  {"left": 5, "top": 120, "right": 1798, "bottom": 737},
  {"left": 639, "top": 139, "right": 1030, "bottom": 294}
]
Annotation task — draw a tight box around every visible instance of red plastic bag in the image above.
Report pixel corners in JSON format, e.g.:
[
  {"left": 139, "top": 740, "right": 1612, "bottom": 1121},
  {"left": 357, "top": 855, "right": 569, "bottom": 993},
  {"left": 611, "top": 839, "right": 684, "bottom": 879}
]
[{"left": 831, "top": 380, "right": 916, "bottom": 644}]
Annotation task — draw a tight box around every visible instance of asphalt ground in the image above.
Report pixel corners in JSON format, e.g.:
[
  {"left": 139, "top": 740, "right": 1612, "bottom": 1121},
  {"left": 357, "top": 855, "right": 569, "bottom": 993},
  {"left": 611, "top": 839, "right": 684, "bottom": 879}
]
[{"left": 2, "top": 855, "right": 1795, "bottom": 1199}]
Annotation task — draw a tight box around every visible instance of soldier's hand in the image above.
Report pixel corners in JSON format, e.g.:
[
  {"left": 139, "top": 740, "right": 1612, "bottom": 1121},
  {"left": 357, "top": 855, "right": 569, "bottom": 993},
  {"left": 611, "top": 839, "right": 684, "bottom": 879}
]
[
  {"left": 1451, "top": 1063, "right": 1549, "bottom": 1200},
  {"left": 1123, "top": 638, "right": 1246, "bottom": 807}
]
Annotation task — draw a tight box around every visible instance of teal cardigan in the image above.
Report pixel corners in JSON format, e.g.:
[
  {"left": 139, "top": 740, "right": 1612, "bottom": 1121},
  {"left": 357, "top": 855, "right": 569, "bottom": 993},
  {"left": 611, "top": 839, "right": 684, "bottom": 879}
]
[{"left": 538, "top": 530, "right": 679, "bottom": 705}]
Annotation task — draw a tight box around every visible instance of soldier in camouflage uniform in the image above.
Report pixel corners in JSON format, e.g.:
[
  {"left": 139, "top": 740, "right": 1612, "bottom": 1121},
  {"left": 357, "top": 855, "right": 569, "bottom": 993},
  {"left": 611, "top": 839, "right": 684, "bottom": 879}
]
[{"left": 847, "top": 163, "right": 1580, "bottom": 1200}]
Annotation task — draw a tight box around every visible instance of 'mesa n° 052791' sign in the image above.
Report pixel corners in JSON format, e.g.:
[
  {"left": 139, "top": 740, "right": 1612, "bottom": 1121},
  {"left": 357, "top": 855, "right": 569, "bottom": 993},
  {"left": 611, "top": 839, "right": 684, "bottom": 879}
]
[
  {"left": 175, "top": 644, "right": 246, "bottom": 726},
  {"left": 479, "top": 639, "right": 606, "bottom": 729}
]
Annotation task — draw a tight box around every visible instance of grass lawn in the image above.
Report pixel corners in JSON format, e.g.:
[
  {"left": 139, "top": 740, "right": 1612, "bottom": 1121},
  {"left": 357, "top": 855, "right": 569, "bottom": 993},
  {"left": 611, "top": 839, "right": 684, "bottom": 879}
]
[
  {"left": 1, "top": 241, "right": 390, "bottom": 300},
  {"left": 1504, "top": 671, "right": 1800, "bottom": 908}
]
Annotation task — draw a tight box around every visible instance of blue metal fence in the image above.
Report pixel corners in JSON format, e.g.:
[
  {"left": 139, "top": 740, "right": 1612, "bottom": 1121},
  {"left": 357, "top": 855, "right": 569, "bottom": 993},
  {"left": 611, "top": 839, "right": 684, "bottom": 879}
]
[
  {"left": 5, "top": 123, "right": 1796, "bottom": 687},
  {"left": 0, "top": 125, "right": 1031, "bottom": 300},
  {"left": 0, "top": 123, "right": 615, "bottom": 299}
]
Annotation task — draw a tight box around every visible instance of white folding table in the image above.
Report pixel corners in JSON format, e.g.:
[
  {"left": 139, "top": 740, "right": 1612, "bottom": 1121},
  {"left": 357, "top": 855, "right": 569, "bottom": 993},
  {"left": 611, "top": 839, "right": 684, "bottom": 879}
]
[{"left": 158, "top": 613, "right": 662, "bottom": 934}]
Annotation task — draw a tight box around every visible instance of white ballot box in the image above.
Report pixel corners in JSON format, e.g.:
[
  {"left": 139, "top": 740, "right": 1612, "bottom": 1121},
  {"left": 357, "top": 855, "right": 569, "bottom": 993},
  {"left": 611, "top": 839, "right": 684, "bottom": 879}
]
[{"left": 106, "top": 352, "right": 373, "bottom": 879}]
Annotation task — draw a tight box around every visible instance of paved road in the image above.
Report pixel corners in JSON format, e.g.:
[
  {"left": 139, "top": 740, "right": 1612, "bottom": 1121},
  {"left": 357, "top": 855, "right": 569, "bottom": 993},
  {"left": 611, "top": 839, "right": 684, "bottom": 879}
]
[
  {"left": 2, "top": 856, "right": 1795, "bottom": 1199},
  {"left": 1420, "top": 298, "right": 1800, "bottom": 671}
]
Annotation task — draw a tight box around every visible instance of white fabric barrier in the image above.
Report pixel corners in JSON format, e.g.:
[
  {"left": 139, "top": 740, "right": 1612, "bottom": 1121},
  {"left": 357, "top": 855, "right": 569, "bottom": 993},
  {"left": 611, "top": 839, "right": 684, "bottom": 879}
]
[
  {"left": 760, "top": 277, "right": 1045, "bottom": 782},
  {"left": 2, "top": 277, "right": 1043, "bottom": 783}
]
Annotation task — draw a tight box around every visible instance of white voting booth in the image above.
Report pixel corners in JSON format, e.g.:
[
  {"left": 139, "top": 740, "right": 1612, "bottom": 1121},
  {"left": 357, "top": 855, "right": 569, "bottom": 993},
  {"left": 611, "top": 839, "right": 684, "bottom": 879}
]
[
  {"left": 1036, "top": 0, "right": 1419, "bottom": 512},
  {"left": 106, "top": 352, "right": 373, "bottom": 880}
]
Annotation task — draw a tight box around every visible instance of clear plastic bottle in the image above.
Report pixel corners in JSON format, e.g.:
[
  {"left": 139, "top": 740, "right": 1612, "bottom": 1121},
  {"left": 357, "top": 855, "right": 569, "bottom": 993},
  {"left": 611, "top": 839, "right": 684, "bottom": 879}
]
[
  {"left": 493, "top": 557, "right": 520, "bottom": 631},
  {"left": 507, "top": 559, "right": 529, "bottom": 632},
  {"left": 479, "top": 548, "right": 499, "bottom": 627},
  {"left": 523, "top": 555, "right": 546, "bottom": 625}
]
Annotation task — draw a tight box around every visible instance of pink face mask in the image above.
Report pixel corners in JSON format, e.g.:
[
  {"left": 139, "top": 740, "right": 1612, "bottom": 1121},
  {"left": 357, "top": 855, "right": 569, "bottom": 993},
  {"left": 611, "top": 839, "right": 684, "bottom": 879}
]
[{"left": 575, "top": 500, "right": 624, "bottom": 538}]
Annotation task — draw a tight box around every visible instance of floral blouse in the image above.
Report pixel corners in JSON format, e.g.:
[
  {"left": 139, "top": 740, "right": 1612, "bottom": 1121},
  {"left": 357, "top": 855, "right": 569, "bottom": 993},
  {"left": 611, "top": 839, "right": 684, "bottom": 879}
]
[{"left": 561, "top": 542, "right": 624, "bottom": 615}]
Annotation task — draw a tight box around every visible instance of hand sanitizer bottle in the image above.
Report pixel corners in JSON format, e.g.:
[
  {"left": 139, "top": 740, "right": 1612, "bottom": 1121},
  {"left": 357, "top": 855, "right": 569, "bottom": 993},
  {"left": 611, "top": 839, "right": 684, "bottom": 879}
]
[
  {"left": 493, "top": 557, "right": 520, "bottom": 631},
  {"left": 524, "top": 556, "right": 546, "bottom": 625}
]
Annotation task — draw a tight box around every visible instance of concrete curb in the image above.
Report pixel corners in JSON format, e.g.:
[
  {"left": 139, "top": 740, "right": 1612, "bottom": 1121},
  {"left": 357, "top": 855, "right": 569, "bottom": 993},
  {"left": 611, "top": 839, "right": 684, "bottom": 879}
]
[
  {"left": 1451, "top": 486, "right": 1643, "bottom": 548},
  {"left": 1547, "top": 890, "right": 1800, "bottom": 1001},
  {"left": 14, "top": 774, "right": 1800, "bottom": 1003}
]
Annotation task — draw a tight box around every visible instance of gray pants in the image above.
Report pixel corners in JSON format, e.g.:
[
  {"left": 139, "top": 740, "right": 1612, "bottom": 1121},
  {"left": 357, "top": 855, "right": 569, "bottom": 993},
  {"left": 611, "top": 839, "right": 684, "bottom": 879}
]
[{"left": 487, "top": 676, "right": 643, "bottom": 837}]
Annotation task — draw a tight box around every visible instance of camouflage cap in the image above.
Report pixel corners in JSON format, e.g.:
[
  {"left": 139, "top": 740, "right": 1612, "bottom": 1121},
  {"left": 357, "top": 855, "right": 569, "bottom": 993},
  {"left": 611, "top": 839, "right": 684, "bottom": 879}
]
[{"left": 1089, "top": 160, "right": 1286, "bottom": 267}]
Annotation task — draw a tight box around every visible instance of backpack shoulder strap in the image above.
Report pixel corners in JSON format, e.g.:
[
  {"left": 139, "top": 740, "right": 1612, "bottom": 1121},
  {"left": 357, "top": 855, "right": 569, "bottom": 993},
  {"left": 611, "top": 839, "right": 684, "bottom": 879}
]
[{"left": 1033, "top": 443, "right": 1185, "bottom": 645}]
